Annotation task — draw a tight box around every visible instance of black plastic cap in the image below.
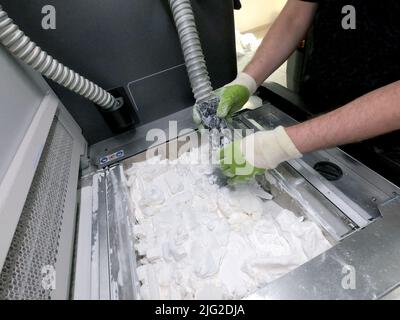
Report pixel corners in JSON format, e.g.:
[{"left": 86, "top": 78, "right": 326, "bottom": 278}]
[{"left": 99, "top": 87, "right": 140, "bottom": 134}]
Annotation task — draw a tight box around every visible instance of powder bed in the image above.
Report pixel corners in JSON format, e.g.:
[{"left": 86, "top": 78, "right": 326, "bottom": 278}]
[{"left": 124, "top": 138, "right": 332, "bottom": 300}]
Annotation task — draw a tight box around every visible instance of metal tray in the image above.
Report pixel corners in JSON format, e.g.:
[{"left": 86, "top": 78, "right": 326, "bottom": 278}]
[{"left": 74, "top": 103, "right": 400, "bottom": 300}]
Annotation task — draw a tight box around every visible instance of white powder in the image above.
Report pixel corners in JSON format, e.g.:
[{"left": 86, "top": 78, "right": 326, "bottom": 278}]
[{"left": 125, "top": 145, "right": 331, "bottom": 300}]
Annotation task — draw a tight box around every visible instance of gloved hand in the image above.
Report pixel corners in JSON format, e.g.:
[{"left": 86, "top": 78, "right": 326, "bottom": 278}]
[
  {"left": 217, "top": 126, "right": 302, "bottom": 184},
  {"left": 216, "top": 72, "right": 258, "bottom": 119},
  {"left": 218, "top": 139, "right": 265, "bottom": 184},
  {"left": 192, "top": 72, "right": 257, "bottom": 126}
]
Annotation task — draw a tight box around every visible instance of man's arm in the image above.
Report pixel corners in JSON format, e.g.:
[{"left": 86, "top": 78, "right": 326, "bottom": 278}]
[
  {"left": 231, "top": 81, "right": 400, "bottom": 174},
  {"left": 244, "top": 0, "right": 318, "bottom": 85},
  {"left": 286, "top": 81, "right": 400, "bottom": 153},
  {"left": 214, "top": 0, "right": 317, "bottom": 121}
]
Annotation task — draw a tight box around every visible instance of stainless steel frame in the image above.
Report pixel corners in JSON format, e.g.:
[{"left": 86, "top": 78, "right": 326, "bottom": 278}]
[{"left": 74, "top": 166, "right": 138, "bottom": 300}]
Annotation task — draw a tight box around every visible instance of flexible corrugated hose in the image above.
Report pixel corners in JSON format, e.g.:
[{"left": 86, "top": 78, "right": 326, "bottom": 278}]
[
  {"left": 0, "top": 5, "right": 119, "bottom": 111},
  {"left": 168, "top": 0, "right": 214, "bottom": 103}
]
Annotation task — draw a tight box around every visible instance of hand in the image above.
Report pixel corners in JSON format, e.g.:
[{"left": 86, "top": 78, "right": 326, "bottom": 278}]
[
  {"left": 216, "top": 72, "right": 258, "bottom": 119},
  {"left": 217, "top": 126, "right": 302, "bottom": 184},
  {"left": 217, "top": 140, "right": 265, "bottom": 184},
  {"left": 193, "top": 72, "right": 257, "bottom": 126}
]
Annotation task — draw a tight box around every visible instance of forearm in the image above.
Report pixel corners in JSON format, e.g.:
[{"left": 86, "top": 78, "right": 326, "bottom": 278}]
[
  {"left": 286, "top": 81, "right": 400, "bottom": 153},
  {"left": 244, "top": 0, "right": 318, "bottom": 85}
]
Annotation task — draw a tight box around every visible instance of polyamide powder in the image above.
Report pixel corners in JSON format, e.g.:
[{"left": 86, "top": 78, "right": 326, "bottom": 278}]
[{"left": 125, "top": 145, "right": 331, "bottom": 299}]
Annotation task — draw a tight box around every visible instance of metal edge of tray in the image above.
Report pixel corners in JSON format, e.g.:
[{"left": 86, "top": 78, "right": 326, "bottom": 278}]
[
  {"left": 74, "top": 167, "right": 139, "bottom": 300},
  {"left": 106, "top": 165, "right": 139, "bottom": 300},
  {"left": 74, "top": 171, "right": 109, "bottom": 300},
  {"left": 91, "top": 171, "right": 111, "bottom": 300}
]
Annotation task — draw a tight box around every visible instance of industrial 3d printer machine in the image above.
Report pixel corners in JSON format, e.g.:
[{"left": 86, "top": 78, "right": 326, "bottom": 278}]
[{"left": 1, "top": 0, "right": 400, "bottom": 300}]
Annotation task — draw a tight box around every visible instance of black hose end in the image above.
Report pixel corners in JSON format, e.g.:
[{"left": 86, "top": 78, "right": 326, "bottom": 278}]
[{"left": 99, "top": 96, "right": 137, "bottom": 134}]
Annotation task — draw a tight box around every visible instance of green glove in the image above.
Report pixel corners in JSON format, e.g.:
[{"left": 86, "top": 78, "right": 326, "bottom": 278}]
[
  {"left": 193, "top": 73, "right": 257, "bottom": 126},
  {"left": 192, "top": 85, "right": 248, "bottom": 127},
  {"left": 216, "top": 72, "right": 258, "bottom": 119},
  {"left": 217, "top": 139, "right": 265, "bottom": 184},
  {"left": 216, "top": 85, "right": 251, "bottom": 119},
  {"left": 218, "top": 127, "right": 303, "bottom": 185}
]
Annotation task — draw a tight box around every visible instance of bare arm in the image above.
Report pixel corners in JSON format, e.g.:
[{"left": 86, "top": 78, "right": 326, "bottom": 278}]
[
  {"left": 244, "top": 0, "right": 318, "bottom": 85},
  {"left": 286, "top": 81, "right": 400, "bottom": 153}
]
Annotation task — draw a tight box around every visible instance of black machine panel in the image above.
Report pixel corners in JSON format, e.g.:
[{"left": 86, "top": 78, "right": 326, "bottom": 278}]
[{"left": 2, "top": 0, "right": 237, "bottom": 144}]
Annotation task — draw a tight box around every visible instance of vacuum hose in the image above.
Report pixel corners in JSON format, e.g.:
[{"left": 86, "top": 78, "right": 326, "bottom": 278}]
[
  {"left": 168, "top": 0, "right": 213, "bottom": 103},
  {"left": 0, "top": 5, "right": 119, "bottom": 111},
  {"left": 169, "top": 0, "right": 227, "bottom": 131}
]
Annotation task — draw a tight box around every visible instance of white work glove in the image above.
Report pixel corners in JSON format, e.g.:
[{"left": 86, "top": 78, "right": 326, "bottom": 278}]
[
  {"left": 241, "top": 126, "right": 302, "bottom": 169},
  {"left": 228, "top": 72, "right": 258, "bottom": 94},
  {"left": 218, "top": 126, "right": 302, "bottom": 184}
]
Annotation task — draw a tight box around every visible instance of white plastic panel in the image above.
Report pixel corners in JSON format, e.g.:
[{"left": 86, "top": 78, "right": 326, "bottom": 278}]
[
  {"left": 0, "top": 45, "right": 87, "bottom": 299},
  {"left": 0, "top": 49, "right": 46, "bottom": 182}
]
